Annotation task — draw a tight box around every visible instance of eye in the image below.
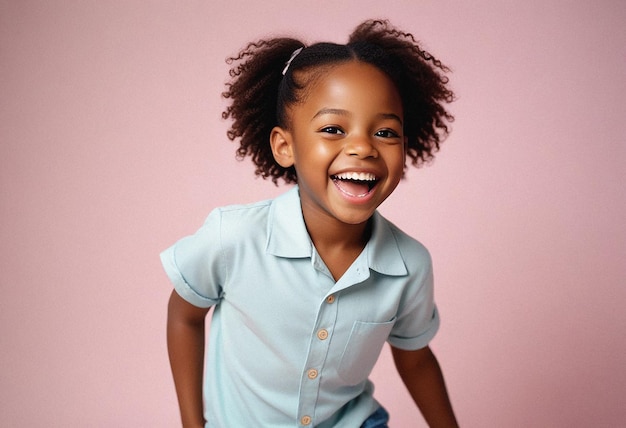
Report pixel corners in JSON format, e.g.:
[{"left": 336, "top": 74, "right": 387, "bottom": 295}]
[
  {"left": 319, "top": 126, "right": 345, "bottom": 135},
  {"left": 375, "top": 129, "right": 401, "bottom": 138}
]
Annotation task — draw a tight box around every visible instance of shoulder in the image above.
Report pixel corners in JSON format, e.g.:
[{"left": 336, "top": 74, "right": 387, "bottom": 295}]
[
  {"left": 215, "top": 198, "right": 273, "bottom": 219},
  {"left": 209, "top": 198, "right": 274, "bottom": 237},
  {"left": 377, "top": 214, "right": 432, "bottom": 268}
]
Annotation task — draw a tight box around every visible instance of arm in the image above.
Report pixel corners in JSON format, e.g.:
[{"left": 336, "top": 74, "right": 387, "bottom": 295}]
[
  {"left": 167, "top": 290, "right": 210, "bottom": 428},
  {"left": 391, "top": 345, "right": 459, "bottom": 427}
]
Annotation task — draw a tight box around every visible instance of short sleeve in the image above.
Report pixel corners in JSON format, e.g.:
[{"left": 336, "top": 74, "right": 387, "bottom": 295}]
[
  {"left": 160, "top": 209, "right": 226, "bottom": 308},
  {"left": 387, "top": 255, "right": 440, "bottom": 350}
]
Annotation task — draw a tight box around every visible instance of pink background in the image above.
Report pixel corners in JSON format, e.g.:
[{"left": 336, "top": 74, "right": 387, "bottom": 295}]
[{"left": 2, "top": 1, "right": 625, "bottom": 427}]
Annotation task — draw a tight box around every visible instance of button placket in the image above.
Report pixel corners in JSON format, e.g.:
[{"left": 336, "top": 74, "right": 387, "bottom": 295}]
[{"left": 296, "top": 293, "right": 339, "bottom": 427}]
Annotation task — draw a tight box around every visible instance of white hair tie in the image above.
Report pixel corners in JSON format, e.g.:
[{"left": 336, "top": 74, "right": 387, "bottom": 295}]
[{"left": 282, "top": 47, "right": 304, "bottom": 76}]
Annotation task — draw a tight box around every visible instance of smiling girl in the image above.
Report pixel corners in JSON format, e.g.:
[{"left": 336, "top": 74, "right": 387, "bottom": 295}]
[{"left": 162, "top": 19, "right": 458, "bottom": 427}]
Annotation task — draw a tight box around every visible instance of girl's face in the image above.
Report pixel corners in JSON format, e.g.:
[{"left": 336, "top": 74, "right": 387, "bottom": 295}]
[{"left": 271, "top": 61, "right": 406, "bottom": 228}]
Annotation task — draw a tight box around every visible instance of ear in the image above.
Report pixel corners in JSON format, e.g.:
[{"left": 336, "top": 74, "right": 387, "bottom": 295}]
[{"left": 270, "top": 126, "right": 295, "bottom": 168}]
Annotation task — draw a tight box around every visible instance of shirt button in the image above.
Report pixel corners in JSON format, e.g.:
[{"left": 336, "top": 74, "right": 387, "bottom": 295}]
[
  {"left": 301, "top": 415, "right": 312, "bottom": 425},
  {"left": 326, "top": 295, "right": 335, "bottom": 304},
  {"left": 307, "top": 368, "right": 318, "bottom": 379},
  {"left": 317, "top": 329, "right": 328, "bottom": 340}
]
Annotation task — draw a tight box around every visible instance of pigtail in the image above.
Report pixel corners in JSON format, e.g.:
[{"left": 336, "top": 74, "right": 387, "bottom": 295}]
[
  {"left": 222, "top": 38, "right": 304, "bottom": 184},
  {"left": 348, "top": 20, "right": 455, "bottom": 167}
]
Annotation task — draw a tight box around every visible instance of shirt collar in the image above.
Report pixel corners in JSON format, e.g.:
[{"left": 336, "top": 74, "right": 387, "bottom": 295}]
[
  {"left": 266, "top": 186, "right": 408, "bottom": 277},
  {"left": 266, "top": 186, "right": 312, "bottom": 258},
  {"left": 366, "top": 212, "right": 408, "bottom": 277}
]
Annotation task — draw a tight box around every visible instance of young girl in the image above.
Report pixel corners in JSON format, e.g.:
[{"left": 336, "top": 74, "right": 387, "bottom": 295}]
[{"left": 163, "top": 19, "right": 458, "bottom": 427}]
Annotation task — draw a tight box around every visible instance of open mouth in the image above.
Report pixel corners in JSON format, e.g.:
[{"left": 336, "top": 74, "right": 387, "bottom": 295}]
[{"left": 331, "top": 172, "right": 379, "bottom": 197}]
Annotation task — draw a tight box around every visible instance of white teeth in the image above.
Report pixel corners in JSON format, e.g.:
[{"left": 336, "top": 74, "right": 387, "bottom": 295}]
[{"left": 334, "top": 172, "right": 377, "bottom": 181}]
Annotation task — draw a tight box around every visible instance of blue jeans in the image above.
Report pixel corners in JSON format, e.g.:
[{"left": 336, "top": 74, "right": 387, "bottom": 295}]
[{"left": 360, "top": 406, "right": 389, "bottom": 428}]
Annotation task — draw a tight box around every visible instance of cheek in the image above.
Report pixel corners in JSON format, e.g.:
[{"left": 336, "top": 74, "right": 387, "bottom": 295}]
[
  {"left": 314, "top": 144, "right": 336, "bottom": 162},
  {"left": 386, "top": 147, "right": 407, "bottom": 176},
  {"left": 295, "top": 140, "right": 334, "bottom": 166}
]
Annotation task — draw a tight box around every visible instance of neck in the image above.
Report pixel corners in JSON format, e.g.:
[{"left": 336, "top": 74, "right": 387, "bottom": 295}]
[
  {"left": 302, "top": 206, "right": 371, "bottom": 248},
  {"left": 300, "top": 203, "right": 372, "bottom": 281}
]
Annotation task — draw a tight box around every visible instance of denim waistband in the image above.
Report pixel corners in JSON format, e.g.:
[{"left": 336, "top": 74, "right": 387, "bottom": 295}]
[{"left": 360, "top": 406, "right": 389, "bottom": 428}]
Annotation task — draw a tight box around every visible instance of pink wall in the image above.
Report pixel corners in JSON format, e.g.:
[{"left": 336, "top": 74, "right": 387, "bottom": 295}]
[{"left": 1, "top": 1, "right": 625, "bottom": 426}]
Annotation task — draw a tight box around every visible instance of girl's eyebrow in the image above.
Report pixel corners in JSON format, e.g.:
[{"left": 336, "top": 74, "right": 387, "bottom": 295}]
[
  {"left": 312, "top": 108, "right": 403, "bottom": 125},
  {"left": 312, "top": 108, "right": 351, "bottom": 120},
  {"left": 379, "top": 112, "right": 404, "bottom": 126}
]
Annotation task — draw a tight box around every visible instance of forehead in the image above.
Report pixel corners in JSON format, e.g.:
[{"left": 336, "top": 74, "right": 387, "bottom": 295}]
[{"left": 292, "top": 61, "right": 403, "bottom": 117}]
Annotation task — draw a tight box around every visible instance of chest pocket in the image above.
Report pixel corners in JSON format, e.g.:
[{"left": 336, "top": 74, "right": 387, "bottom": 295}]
[{"left": 337, "top": 318, "right": 396, "bottom": 385}]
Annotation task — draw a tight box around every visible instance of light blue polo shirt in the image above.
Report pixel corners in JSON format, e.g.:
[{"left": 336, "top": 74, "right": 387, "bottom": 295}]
[{"left": 161, "top": 186, "right": 439, "bottom": 427}]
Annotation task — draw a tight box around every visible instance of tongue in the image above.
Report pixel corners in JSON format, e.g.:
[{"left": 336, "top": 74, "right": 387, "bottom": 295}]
[{"left": 335, "top": 179, "right": 370, "bottom": 197}]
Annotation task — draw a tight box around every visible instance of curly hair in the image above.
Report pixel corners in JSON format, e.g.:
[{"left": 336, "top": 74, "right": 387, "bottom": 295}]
[{"left": 222, "top": 19, "right": 454, "bottom": 184}]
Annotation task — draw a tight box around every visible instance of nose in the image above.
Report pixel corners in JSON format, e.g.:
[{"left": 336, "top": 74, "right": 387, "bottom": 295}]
[{"left": 345, "top": 135, "right": 378, "bottom": 159}]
